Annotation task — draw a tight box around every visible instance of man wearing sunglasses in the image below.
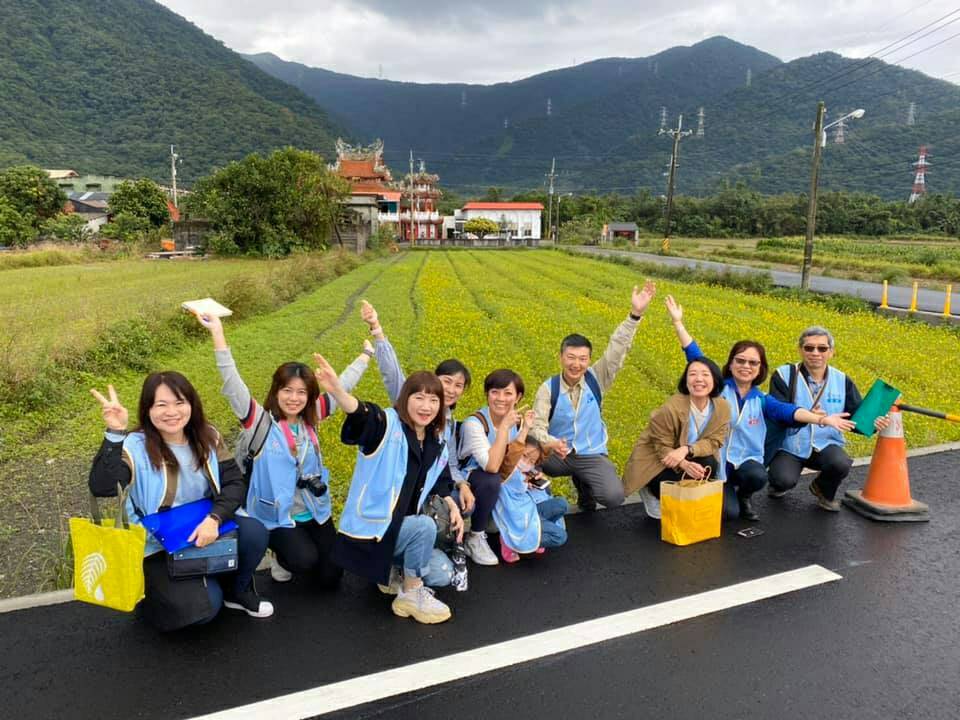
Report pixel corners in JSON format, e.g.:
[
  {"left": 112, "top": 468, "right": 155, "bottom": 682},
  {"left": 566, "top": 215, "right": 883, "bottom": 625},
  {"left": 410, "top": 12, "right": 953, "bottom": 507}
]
[{"left": 767, "top": 326, "right": 886, "bottom": 511}]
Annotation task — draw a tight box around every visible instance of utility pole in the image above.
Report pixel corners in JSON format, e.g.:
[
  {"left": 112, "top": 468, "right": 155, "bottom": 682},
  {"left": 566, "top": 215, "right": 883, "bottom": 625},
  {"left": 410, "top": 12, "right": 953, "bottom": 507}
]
[
  {"left": 659, "top": 114, "right": 692, "bottom": 253},
  {"left": 801, "top": 101, "right": 826, "bottom": 290},
  {"left": 907, "top": 102, "right": 916, "bottom": 126},
  {"left": 409, "top": 149, "right": 416, "bottom": 244},
  {"left": 546, "top": 158, "right": 556, "bottom": 243},
  {"left": 696, "top": 107, "right": 705, "bottom": 137},
  {"left": 170, "top": 145, "right": 180, "bottom": 209}
]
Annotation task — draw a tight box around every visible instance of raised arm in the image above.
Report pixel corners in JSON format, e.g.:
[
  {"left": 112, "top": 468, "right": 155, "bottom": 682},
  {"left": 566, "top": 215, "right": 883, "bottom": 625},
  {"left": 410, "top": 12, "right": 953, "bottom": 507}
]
[
  {"left": 319, "top": 341, "right": 373, "bottom": 419},
  {"left": 665, "top": 295, "right": 701, "bottom": 361},
  {"left": 361, "top": 299, "right": 406, "bottom": 403},
  {"left": 89, "top": 385, "right": 132, "bottom": 496},
  {"left": 591, "top": 280, "right": 656, "bottom": 392}
]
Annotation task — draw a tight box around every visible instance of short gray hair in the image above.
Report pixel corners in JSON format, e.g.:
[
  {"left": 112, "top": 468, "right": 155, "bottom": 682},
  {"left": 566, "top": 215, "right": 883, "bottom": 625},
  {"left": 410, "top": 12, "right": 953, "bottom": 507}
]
[{"left": 798, "top": 326, "right": 835, "bottom": 349}]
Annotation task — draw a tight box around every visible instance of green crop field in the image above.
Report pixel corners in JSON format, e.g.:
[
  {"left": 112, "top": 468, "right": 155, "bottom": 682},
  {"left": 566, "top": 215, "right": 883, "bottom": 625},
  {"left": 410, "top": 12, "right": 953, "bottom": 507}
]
[{"left": 3, "top": 249, "right": 959, "bottom": 596}]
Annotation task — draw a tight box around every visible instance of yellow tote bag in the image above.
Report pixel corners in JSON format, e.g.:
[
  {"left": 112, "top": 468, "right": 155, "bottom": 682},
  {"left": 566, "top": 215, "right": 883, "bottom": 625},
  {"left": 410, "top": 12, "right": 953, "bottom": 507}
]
[
  {"left": 660, "top": 470, "right": 723, "bottom": 546},
  {"left": 70, "top": 489, "right": 146, "bottom": 612}
]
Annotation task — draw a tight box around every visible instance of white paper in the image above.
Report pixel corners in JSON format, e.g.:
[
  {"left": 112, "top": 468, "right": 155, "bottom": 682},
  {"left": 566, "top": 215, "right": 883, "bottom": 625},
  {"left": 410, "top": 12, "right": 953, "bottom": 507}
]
[{"left": 181, "top": 298, "right": 233, "bottom": 317}]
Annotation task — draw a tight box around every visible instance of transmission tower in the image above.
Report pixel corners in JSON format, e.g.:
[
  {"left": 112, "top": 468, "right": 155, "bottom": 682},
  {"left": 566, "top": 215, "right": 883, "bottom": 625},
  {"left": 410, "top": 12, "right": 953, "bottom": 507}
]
[
  {"left": 696, "top": 107, "right": 705, "bottom": 137},
  {"left": 833, "top": 117, "right": 846, "bottom": 144},
  {"left": 746, "top": 68, "right": 752, "bottom": 87},
  {"left": 461, "top": 91, "right": 467, "bottom": 109},
  {"left": 659, "top": 106, "right": 668, "bottom": 131},
  {"left": 504, "top": 117, "right": 509, "bottom": 129},
  {"left": 906, "top": 102, "right": 917, "bottom": 126},
  {"left": 547, "top": 98, "right": 552, "bottom": 116},
  {"left": 909, "top": 146, "right": 930, "bottom": 203}
]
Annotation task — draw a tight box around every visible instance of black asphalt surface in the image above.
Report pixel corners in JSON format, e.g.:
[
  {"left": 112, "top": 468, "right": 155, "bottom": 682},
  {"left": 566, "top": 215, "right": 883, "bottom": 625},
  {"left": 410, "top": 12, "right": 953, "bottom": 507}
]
[
  {"left": 573, "top": 245, "right": 960, "bottom": 316},
  {"left": 2, "top": 451, "right": 958, "bottom": 720}
]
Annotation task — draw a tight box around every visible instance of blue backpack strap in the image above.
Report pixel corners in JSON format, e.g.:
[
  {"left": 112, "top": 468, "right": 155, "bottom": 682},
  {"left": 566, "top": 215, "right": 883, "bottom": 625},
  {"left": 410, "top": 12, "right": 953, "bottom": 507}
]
[
  {"left": 584, "top": 369, "right": 603, "bottom": 409},
  {"left": 548, "top": 375, "right": 561, "bottom": 422}
]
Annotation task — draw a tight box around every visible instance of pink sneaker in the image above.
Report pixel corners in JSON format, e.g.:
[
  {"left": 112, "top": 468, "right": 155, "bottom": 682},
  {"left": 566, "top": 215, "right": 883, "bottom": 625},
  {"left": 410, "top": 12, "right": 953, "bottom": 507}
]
[
  {"left": 500, "top": 537, "right": 520, "bottom": 563},
  {"left": 535, "top": 547, "right": 546, "bottom": 555}
]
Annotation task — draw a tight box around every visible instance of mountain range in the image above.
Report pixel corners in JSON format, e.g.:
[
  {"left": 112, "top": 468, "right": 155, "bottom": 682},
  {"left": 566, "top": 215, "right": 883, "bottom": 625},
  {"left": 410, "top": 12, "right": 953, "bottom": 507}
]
[{"left": 1, "top": 0, "right": 957, "bottom": 201}]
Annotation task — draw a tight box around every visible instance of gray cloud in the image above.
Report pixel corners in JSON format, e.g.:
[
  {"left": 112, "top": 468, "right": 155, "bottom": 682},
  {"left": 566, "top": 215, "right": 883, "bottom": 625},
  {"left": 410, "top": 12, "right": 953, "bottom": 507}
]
[{"left": 158, "top": 0, "right": 960, "bottom": 83}]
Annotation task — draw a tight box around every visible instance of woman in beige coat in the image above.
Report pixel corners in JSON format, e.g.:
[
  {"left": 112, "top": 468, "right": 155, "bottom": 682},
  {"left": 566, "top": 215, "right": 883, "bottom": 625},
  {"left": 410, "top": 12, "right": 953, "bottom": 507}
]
[{"left": 622, "top": 357, "right": 731, "bottom": 519}]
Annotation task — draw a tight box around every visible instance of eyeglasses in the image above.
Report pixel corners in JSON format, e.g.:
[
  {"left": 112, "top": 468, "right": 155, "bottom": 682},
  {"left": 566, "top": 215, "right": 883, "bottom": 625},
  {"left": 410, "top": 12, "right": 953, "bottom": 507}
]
[
  {"left": 802, "top": 345, "right": 831, "bottom": 353},
  {"left": 732, "top": 357, "right": 761, "bottom": 368}
]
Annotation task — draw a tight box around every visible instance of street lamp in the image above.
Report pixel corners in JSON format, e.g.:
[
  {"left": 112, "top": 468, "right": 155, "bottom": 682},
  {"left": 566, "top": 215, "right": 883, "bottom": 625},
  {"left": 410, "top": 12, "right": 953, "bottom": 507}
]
[{"left": 801, "top": 105, "right": 865, "bottom": 289}]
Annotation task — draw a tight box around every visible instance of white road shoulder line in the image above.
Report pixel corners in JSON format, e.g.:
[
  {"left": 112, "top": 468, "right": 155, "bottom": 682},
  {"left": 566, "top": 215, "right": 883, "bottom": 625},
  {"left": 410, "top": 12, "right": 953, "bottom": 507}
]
[{"left": 189, "top": 564, "right": 841, "bottom": 720}]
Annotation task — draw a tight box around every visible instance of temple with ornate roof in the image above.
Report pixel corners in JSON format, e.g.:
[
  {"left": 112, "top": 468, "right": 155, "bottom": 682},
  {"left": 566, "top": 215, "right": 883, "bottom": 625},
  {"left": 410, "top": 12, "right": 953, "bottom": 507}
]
[{"left": 400, "top": 160, "right": 443, "bottom": 242}]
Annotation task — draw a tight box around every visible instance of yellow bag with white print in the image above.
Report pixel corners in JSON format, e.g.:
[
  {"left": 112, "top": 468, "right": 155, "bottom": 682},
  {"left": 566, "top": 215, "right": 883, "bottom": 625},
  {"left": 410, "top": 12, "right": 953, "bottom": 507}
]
[
  {"left": 660, "top": 468, "right": 723, "bottom": 546},
  {"left": 70, "top": 487, "right": 146, "bottom": 612}
]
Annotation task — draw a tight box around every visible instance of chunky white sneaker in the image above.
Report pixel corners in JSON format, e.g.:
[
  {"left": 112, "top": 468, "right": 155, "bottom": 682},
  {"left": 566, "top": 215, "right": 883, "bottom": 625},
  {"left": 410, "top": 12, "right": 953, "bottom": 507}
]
[
  {"left": 270, "top": 554, "right": 293, "bottom": 583},
  {"left": 377, "top": 565, "right": 402, "bottom": 595},
  {"left": 392, "top": 585, "right": 451, "bottom": 624},
  {"left": 639, "top": 485, "right": 662, "bottom": 520},
  {"left": 463, "top": 531, "right": 499, "bottom": 566}
]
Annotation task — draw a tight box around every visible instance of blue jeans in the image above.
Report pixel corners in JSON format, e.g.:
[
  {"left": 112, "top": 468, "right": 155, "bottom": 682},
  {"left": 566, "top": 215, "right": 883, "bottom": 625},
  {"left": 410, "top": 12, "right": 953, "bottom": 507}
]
[
  {"left": 537, "top": 497, "right": 569, "bottom": 548},
  {"left": 393, "top": 515, "right": 453, "bottom": 587}
]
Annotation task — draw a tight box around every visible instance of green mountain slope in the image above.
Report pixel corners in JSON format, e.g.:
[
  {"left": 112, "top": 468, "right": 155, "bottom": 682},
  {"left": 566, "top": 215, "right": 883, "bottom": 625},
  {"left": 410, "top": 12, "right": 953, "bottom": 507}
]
[
  {"left": 0, "top": 0, "right": 343, "bottom": 182},
  {"left": 246, "top": 36, "right": 781, "bottom": 180}
]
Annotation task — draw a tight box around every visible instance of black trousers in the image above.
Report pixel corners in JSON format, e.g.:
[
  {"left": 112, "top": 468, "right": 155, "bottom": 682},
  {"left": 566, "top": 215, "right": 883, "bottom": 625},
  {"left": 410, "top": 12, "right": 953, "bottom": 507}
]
[
  {"left": 466, "top": 470, "right": 501, "bottom": 531},
  {"left": 768, "top": 445, "right": 853, "bottom": 500},
  {"left": 269, "top": 519, "right": 343, "bottom": 589},
  {"left": 727, "top": 459, "right": 768, "bottom": 497},
  {"left": 646, "top": 455, "right": 719, "bottom": 499}
]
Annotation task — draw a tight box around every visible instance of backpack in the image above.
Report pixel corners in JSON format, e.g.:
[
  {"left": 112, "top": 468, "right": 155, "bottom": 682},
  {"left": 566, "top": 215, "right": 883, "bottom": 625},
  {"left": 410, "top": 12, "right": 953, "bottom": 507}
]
[{"left": 548, "top": 371, "right": 603, "bottom": 423}]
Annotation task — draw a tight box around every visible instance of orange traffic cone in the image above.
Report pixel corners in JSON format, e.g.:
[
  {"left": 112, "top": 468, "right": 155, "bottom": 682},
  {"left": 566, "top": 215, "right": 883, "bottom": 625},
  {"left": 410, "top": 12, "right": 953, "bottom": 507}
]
[{"left": 843, "top": 406, "right": 929, "bottom": 522}]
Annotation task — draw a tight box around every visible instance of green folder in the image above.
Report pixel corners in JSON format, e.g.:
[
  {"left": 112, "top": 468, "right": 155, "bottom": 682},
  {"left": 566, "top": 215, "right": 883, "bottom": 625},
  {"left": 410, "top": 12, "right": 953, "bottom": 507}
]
[{"left": 851, "top": 379, "right": 901, "bottom": 437}]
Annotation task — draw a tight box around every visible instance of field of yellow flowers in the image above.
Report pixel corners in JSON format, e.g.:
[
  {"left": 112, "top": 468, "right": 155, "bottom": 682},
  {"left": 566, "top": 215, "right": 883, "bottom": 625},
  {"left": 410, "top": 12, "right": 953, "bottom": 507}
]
[{"left": 31, "top": 249, "right": 960, "bottom": 509}]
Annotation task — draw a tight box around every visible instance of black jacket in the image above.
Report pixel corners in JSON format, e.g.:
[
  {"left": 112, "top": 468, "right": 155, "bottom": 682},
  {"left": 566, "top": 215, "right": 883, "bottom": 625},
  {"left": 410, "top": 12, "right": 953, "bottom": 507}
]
[{"left": 331, "top": 401, "right": 452, "bottom": 586}]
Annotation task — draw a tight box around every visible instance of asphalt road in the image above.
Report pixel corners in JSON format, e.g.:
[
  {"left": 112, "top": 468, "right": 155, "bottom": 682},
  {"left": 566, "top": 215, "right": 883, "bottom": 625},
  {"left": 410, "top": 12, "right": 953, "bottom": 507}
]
[
  {"left": 572, "top": 245, "right": 960, "bottom": 316},
  {"left": 1, "top": 450, "right": 957, "bottom": 720}
]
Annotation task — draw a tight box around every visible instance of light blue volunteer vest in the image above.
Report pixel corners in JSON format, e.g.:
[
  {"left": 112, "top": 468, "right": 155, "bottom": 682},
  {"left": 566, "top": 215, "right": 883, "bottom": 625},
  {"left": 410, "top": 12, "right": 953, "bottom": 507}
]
[
  {"left": 122, "top": 432, "right": 221, "bottom": 557},
  {"left": 718, "top": 382, "right": 767, "bottom": 481},
  {"left": 546, "top": 370, "right": 608, "bottom": 455},
  {"left": 338, "top": 408, "right": 449, "bottom": 541},
  {"left": 243, "top": 419, "right": 330, "bottom": 530},
  {"left": 492, "top": 467, "right": 542, "bottom": 554},
  {"left": 460, "top": 406, "right": 519, "bottom": 475},
  {"left": 777, "top": 363, "right": 846, "bottom": 459}
]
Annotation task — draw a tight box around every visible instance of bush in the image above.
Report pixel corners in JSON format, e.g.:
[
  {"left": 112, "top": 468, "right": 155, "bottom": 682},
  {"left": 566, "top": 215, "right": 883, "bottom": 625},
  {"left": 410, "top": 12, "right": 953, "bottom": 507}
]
[
  {"left": 41, "top": 214, "right": 92, "bottom": 244},
  {"left": 98, "top": 212, "right": 154, "bottom": 243}
]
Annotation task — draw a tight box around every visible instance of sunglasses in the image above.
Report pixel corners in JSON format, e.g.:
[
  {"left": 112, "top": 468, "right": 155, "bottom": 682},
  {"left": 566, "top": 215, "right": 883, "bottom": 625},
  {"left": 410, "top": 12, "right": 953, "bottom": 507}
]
[
  {"left": 802, "top": 345, "right": 831, "bottom": 353},
  {"left": 732, "top": 357, "right": 761, "bottom": 368}
]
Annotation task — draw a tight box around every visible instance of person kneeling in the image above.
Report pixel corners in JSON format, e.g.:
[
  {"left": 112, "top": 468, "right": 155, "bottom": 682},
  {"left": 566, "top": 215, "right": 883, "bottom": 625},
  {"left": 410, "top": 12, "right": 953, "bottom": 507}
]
[
  {"left": 493, "top": 411, "right": 568, "bottom": 563},
  {"left": 315, "top": 357, "right": 464, "bottom": 625}
]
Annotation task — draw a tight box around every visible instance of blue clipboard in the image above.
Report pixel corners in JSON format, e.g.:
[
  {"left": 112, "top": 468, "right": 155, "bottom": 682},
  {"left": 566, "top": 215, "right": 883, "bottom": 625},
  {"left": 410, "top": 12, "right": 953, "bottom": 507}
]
[{"left": 140, "top": 498, "right": 238, "bottom": 553}]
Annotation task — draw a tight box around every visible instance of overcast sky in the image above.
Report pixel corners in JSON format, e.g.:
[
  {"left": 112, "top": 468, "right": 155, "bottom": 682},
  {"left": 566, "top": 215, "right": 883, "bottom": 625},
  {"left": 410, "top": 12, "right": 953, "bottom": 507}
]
[{"left": 158, "top": 0, "right": 960, "bottom": 84}]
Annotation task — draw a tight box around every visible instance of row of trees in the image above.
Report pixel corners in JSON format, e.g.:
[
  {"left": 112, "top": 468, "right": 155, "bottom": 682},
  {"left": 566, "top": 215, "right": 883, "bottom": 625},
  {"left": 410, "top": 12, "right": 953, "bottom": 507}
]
[{"left": 495, "top": 185, "right": 960, "bottom": 239}]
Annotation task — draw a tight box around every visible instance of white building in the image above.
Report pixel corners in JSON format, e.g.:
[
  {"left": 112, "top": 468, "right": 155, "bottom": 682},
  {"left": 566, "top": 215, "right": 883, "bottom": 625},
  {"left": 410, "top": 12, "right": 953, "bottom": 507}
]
[{"left": 455, "top": 202, "right": 544, "bottom": 241}]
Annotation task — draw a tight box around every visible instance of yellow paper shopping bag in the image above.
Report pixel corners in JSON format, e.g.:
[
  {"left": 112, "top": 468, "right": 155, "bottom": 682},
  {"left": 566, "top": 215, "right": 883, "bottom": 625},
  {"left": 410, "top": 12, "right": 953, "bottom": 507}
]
[
  {"left": 660, "top": 471, "right": 723, "bottom": 546},
  {"left": 70, "top": 491, "right": 146, "bottom": 612}
]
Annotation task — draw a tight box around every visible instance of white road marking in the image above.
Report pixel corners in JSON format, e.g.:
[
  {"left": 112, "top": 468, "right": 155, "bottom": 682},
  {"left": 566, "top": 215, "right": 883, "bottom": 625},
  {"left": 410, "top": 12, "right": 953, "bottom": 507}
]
[{"left": 188, "top": 564, "right": 841, "bottom": 720}]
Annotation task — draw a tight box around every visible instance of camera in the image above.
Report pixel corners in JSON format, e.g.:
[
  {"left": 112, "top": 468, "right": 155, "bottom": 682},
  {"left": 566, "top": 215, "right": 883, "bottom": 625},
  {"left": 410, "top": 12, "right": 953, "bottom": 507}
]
[{"left": 296, "top": 473, "right": 328, "bottom": 497}]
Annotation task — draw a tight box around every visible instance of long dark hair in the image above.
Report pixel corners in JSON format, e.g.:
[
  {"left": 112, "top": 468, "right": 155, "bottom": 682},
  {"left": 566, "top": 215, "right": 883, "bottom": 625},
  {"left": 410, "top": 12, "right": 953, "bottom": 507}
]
[
  {"left": 263, "top": 362, "right": 320, "bottom": 428},
  {"left": 136, "top": 371, "right": 217, "bottom": 471},
  {"left": 723, "top": 340, "right": 769, "bottom": 386},
  {"left": 395, "top": 371, "right": 446, "bottom": 438}
]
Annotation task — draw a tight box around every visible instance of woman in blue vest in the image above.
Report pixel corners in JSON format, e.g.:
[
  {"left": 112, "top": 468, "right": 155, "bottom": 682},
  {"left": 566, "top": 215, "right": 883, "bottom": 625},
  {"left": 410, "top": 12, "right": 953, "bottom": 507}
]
[
  {"left": 195, "top": 312, "right": 371, "bottom": 587},
  {"left": 622, "top": 357, "right": 732, "bottom": 517},
  {"left": 665, "top": 296, "right": 856, "bottom": 520},
  {"left": 89, "top": 374, "right": 272, "bottom": 632},
  {"left": 315, "top": 356, "right": 465, "bottom": 625},
  {"left": 360, "top": 300, "right": 477, "bottom": 518},
  {"left": 458, "top": 368, "right": 528, "bottom": 566}
]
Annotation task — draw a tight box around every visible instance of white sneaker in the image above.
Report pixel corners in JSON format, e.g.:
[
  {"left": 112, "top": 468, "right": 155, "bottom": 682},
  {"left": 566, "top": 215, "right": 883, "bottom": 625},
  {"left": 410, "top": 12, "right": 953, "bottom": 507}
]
[
  {"left": 639, "top": 485, "right": 661, "bottom": 520},
  {"left": 270, "top": 554, "right": 293, "bottom": 583},
  {"left": 377, "top": 565, "right": 402, "bottom": 595},
  {"left": 463, "top": 531, "right": 499, "bottom": 566},
  {"left": 392, "top": 585, "right": 451, "bottom": 624}
]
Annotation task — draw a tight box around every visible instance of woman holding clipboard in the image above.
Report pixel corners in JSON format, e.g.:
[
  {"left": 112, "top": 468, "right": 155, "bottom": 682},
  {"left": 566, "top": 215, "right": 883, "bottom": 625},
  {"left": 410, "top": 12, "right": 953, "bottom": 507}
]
[{"left": 89, "top": 373, "right": 272, "bottom": 632}]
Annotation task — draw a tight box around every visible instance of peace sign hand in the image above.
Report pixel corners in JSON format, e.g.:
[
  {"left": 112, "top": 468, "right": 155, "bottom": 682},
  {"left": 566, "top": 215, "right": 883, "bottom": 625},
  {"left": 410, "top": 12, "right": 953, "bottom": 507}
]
[
  {"left": 91, "top": 385, "right": 129, "bottom": 432},
  {"left": 313, "top": 353, "right": 341, "bottom": 394}
]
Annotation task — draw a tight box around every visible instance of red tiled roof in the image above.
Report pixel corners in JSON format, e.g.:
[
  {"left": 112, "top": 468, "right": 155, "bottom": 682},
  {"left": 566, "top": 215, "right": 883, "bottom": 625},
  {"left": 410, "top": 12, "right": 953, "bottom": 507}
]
[
  {"left": 351, "top": 182, "right": 392, "bottom": 196},
  {"left": 462, "top": 202, "right": 544, "bottom": 211},
  {"left": 381, "top": 191, "right": 401, "bottom": 202},
  {"left": 338, "top": 159, "right": 388, "bottom": 179}
]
